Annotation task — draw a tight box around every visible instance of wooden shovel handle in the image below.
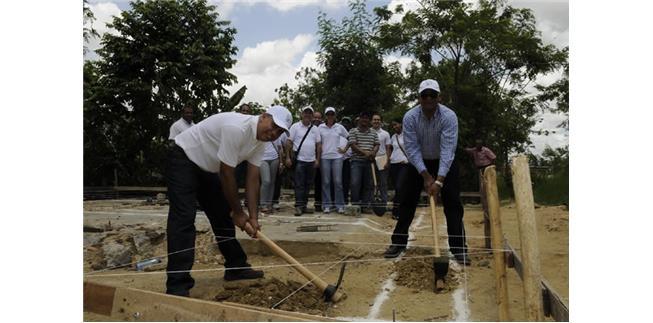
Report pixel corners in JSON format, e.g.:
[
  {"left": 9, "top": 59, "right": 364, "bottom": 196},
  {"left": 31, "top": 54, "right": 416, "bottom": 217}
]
[
  {"left": 429, "top": 196, "right": 442, "bottom": 257},
  {"left": 245, "top": 224, "right": 344, "bottom": 302},
  {"left": 370, "top": 163, "right": 378, "bottom": 187}
]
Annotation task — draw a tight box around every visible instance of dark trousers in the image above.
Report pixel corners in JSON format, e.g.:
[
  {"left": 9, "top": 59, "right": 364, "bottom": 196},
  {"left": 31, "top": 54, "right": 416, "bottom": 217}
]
[
  {"left": 294, "top": 161, "right": 315, "bottom": 208},
  {"left": 342, "top": 158, "right": 351, "bottom": 204},
  {"left": 314, "top": 165, "right": 322, "bottom": 210},
  {"left": 390, "top": 163, "right": 410, "bottom": 217},
  {"left": 350, "top": 159, "right": 373, "bottom": 207},
  {"left": 165, "top": 145, "right": 249, "bottom": 295},
  {"left": 391, "top": 159, "right": 468, "bottom": 257}
]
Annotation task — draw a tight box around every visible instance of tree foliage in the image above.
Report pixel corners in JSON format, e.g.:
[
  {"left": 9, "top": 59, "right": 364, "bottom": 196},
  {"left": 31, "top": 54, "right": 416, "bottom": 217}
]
[
  {"left": 275, "top": 0, "right": 403, "bottom": 119},
  {"left": 374, "top": 0, "right": 567, "bottom": 176},
  {"left": 84, "top": 0, "right": 238, "bottom": 185}
]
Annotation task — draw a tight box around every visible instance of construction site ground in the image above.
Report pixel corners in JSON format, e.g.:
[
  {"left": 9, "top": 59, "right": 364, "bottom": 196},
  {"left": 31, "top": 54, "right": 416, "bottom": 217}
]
[{"left": 83, "top": 194, "right": 568, "bottom": 321}]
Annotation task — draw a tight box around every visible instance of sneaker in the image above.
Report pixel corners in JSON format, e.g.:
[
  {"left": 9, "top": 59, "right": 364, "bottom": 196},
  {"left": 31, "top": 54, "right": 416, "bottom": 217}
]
[
  {"left": 224, "top": 268, "right": 264, "bottom": 281},
  {"left": 294, "top": 207, "right": 303, "bottom": 216},
  {"left": 323, "top": 208, "right": 331, "bottom": 214},
  {"left": 273, "top": 203, "right": 281, "bottom": 210},
  {"left": 383, "top": 245, "right": 406, "bottom": 258},
  {"left": 337, "top": 208, "right": 345, "bottom": 214}
]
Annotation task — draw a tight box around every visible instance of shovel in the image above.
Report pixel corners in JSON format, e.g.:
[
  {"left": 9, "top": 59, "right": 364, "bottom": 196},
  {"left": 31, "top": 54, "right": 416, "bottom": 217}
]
[
  {"left": 243, "top": 223, "right": 345, "bottom": 302},
  {"left": 370, "top": 163, "right": 386, "bottom": 216},
  {"left": 429, "top": 195, "right": 449, "bottom": 292}
]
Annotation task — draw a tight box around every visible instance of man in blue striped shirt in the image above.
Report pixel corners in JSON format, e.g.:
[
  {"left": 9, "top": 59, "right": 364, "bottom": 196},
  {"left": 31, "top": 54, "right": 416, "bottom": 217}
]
[{"left": 384, "top": 79, "right": 469, "bottom": 266}]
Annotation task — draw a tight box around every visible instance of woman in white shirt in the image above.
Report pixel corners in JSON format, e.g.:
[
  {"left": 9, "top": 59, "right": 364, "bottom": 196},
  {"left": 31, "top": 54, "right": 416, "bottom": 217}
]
[
  {"left": 318, "top": 107, "right": 349, "bottom": 213},
  {"left": 388, "top": 118, "right": 409, "bottom": 220},
  {"left": 259, "top": 133, "right": 286, "bottom": 213}
]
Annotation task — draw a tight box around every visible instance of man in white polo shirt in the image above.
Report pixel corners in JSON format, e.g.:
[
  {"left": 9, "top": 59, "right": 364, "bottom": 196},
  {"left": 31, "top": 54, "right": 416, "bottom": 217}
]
[
  {"left": 166, "top": 105, "right": 292, "bottom": 297},
  {"left": 168, "top": 106, "right": 195, "bottom": 140},
  {"left": 285, "top": 106, "right": 322, "bottom": 216}
]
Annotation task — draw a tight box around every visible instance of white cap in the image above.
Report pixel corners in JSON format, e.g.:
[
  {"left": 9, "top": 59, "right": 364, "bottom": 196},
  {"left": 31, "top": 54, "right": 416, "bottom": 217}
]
[
  {"left": 418, "top": 79, "right": 440, "bottom": 93},
  {"left": 302, "top": 106, "right": 314, "bottom": 113},
  {"left": 266, "top": 105, "right": 293, "bottom": 133},
  {"left": 325, "top": 107, "right": 336, "bottom": 114}
]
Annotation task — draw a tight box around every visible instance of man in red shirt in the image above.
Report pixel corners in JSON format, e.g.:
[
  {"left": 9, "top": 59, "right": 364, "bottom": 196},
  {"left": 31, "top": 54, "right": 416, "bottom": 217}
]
[{"left": 464, "top": 139, "right": 496, "bottom": 170}]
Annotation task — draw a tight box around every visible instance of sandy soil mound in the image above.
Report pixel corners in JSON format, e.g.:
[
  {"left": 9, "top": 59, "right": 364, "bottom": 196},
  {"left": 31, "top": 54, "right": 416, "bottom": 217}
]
[
  {"left": 394, "top": 257, "right": 460, "bottom": 292},
  {"left": 214, "top": 278, "right": 332, "bottom": 315}
]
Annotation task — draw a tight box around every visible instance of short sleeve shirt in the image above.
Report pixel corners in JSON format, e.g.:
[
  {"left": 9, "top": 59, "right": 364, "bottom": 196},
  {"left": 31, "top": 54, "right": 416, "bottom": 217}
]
[
  {"left": 174, "top": 112, "right": 265, "bottom": 173},
  {"left": 168, "top": 118, "right": 194, "bottom": 139},
  {"left": 318, "top": 123, "right": 349, "bottom": 159},
  {"left": 289, "top": 122, "right": 321, "bottom": 162}
]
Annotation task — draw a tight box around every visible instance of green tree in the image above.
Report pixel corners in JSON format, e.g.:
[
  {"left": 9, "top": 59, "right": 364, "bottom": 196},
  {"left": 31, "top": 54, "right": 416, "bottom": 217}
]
[
  {"left": 274, "top": 0, "right": 403, "bottom": 120},
  {"left": 85, "top": 0, "right": 237, "bottom": 185},
  {"left": 374, "top": 0, "right": 567, "bottom": 189}
]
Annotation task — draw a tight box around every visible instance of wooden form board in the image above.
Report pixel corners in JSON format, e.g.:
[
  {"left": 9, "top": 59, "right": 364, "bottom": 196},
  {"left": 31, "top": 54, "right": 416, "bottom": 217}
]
[
  {"left": 83, "top": 281, "right": 341, "bottom": 322},
  {"left": 504, "top": 242, "right": 569, "bottom": 321}
]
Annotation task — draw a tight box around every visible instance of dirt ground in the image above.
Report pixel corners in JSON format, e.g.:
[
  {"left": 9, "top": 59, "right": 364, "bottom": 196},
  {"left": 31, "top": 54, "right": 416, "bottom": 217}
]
[{"left": 83, "top": 196, "right": 568, "bottom": 321}]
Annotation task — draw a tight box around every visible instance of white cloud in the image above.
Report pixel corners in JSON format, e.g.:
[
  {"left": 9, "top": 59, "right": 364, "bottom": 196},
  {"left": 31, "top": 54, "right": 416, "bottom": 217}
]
[
  {"left": 210, "top": 0, "right": 346, "bottom": 14},
  {"left": 227, "top": 35, "right": 319, "bottom": 106},
  {"left": 84, "top": 2, "right": 122, "bottom": 60},
  {"left": 234, "top": 34, "right": 314, "bottom": 74},
  {"left": 387, "top": 0, "right": 421, "bottom": 23},
  {"left": 209, "top": 0, "right": 237, "bottom": 19},
  {"left": 383, "top": 54, "right": 415, "bottom": 74}
]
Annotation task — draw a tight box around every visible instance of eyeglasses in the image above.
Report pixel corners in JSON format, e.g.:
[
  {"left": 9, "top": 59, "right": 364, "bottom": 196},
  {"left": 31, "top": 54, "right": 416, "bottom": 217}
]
[{"left": 420, "top": 90, "right": 438, "bottom": 99}]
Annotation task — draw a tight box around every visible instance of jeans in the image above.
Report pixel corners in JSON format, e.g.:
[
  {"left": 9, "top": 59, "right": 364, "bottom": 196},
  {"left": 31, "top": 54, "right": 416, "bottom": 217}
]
[
  {"left": 321, "top": 158, "right": 345, "bottom": 210},
  {"left": 390, "top": 163, "right": 410, "bottom": 217},
  {"left": 259, "top": 158, "right": 279, "bottom": 208},
  {"left": 350, "top": 159, "right": 373, "bottom": 207},
  {"left": 390, "top": 159, "right": 467, "bottom": 257},
  {"left": 294, "top": 161, "right": 315, "bottom": 209},
  {"left": 165, "top": 145, "right": 249, "bottom": 295}
]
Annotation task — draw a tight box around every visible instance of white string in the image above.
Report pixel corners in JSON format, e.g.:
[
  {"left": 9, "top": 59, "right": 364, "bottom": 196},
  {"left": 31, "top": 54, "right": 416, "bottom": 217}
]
[
  {"left": 270, "top": 246, "right": 363, "bottom": 309},
  {"left": 84, "top": 252, "right": 496, "bottom": 278}
]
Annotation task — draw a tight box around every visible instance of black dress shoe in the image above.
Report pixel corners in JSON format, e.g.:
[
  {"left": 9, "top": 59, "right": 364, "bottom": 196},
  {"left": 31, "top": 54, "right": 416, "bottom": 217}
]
[
  {"left": 224, "top": 268, "right": 265, "bottom": 281},
  {"left": 383, "top": 245, "right": 406, "bottom": 258}
]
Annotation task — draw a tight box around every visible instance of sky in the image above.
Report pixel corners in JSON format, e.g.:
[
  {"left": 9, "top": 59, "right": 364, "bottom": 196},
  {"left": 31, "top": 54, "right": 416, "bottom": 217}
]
[{"left": 84, "top": 0, "right": 569, "bottom": 154}]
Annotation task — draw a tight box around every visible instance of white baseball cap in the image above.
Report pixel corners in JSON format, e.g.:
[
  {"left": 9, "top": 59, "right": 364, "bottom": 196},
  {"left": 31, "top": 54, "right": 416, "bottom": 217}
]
[
  {"left": 418, "top": 79, "right": 440, "bottom": 94},
  {"left": 302, "top": 106, "right": 314, "bottom": 113},
  {"left": 325, "top": 107, "right": 336, "bottom": 114},
  {"left": 266, "top": 105, "right": 293, "bottom": 133}
]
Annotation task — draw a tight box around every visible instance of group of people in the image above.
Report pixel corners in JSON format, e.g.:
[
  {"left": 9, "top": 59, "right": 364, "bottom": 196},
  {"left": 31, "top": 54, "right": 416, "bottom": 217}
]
[{"left": 163, "top": 78, "right": 485, "bottom": 297}]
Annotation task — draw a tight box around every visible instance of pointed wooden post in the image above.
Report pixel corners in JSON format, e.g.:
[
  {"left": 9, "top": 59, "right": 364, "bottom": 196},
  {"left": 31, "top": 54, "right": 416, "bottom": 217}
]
[
  {"left": 483, "top": 166, "right": 510, "bottom": 321},
  {"left": 511, "top": 155, "right": 544, "bottom": 321}
]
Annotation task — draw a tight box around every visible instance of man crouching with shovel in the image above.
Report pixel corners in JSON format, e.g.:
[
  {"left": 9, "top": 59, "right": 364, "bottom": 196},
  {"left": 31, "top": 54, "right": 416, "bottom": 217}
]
[
  {"left": 384, "top": 79, "right": 469, "bottom": 288},
  {"left": 166, "top": 105, "right": 292, "bottom": 297}
]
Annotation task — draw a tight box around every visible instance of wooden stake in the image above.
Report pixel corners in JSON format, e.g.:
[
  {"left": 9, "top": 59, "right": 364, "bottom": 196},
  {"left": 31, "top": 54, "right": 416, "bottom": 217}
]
[
  {"left": 511, "top": 155, "right": 544, "bottom": 321},
  {"left": 480, "top": 169, "right": 492, "bottom": 250},
  {"left": 483, "top": 166, "right": 510, "bottom": 321}
]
